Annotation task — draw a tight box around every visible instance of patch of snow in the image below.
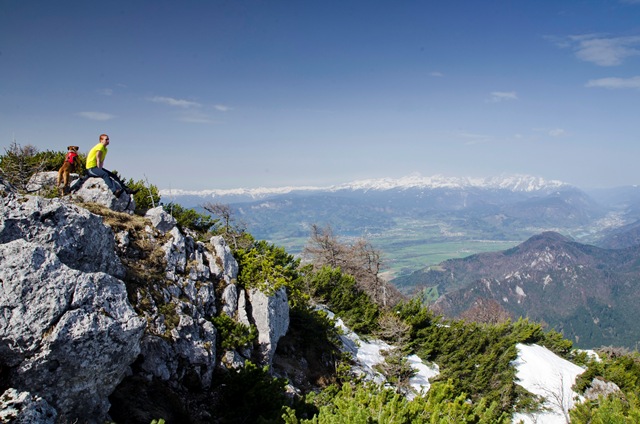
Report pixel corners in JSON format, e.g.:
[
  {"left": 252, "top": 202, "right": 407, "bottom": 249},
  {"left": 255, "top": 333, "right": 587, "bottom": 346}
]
[
  {"left": 406, "top": 354, "right": 439, "bottom": 400},
  {"left": 326, "top": 308, "right": 439, "bottom": 396},
  {"left": 512, "top": 344, "right": 585, "bottom": 424}
]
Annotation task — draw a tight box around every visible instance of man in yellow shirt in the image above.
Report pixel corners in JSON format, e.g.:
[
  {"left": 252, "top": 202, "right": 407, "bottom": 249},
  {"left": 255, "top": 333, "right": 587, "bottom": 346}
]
[{"left": 86, "top": 134, "right": 124, "bottom": 197}]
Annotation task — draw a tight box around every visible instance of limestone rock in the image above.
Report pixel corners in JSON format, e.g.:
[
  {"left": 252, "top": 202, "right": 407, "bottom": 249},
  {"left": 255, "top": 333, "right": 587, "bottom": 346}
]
[
  {"left": 0, "top": 195, "right": 146, "bottom": 422},
  {"left": 0, "top": 195, "right": 125, "bottom": 278},
  {"left": 245, "top": 287, "right": 289, "bottom": 366},
  {"left": 26, "top": 171, "right": 68, "bottom": 194},
  {"left": 221, "top": 284, "right": 239, "bottom": 317},
  {"left": 136, "top": 228, "right": 218, "bottom": 389},
  {"left": 210, "top": 235, "right": 238, "bottom": 283},
  {"left": 584, "top": 377, "right": 622, "bottom": 400},
  {"left": 145, "top": 206, "right": 177, "bottom": 234},
  {"left": 0, "top": 388, "right": 57, "bottom": 424},
  {"left": 0, "top": 175, "right": 17, "bottom": 194},
  {"left": 70, "top": 176, "right": 135, "bottom": 213},
  {"left": 0, "top": 239, "right": 145, "bottom": 423},
  {"left": 0, "top": 190, "right": 293, "bottom": 421}
]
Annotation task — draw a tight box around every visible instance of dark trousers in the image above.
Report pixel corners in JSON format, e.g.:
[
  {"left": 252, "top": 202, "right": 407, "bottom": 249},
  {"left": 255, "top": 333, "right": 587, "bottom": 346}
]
[{"left": 86, "top": 167, "right": 123, "bottom": 193}]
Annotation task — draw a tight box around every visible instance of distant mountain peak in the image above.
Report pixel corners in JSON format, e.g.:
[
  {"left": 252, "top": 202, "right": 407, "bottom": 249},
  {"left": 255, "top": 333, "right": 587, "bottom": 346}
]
[
  {"left": 160, "top": 174, "right": 570, "bottom": 199},
  {"left": 335, "top": 174, "right": 569, "bottom": 192}
]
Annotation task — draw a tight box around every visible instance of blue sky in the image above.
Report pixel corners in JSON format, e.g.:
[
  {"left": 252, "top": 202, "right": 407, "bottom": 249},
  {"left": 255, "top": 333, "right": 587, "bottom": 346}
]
[{"left": 1, "top": 1, "right": 639, "bottom": 191}]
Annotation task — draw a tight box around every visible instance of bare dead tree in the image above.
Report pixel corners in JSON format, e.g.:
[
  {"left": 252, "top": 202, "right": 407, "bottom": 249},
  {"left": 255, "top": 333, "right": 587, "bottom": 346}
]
[
  {"left": 202, "top": 202, "right": 249, "bottom": 250},
  {"left": 460, "top": 298, "right": 512, "bottom": 325},
  {"left": 375, "top": 312, "right": 411, "bottom": 346},
  {"left": 303, "top": 224, "right": 404, "bottom": 307},
  {"left": 304, "top": 224, "right": 349, "bottom": 270},
  {"left": 203, "top": 202, "right": 233, "bottom": 233},
  {"left": 535, "top": 371, "right": 573, "bottom": 424}
]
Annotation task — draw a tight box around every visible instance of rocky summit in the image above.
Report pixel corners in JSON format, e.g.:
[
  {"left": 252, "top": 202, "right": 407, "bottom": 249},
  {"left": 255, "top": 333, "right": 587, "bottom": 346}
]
[{"left": 0, "top": 179, "right": 291, "bottom": 423}]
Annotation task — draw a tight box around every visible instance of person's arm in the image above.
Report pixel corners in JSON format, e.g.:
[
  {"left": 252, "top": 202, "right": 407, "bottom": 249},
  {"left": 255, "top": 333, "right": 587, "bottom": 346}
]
[{"left": 96, "top": 150, "right": 104, "bottom": 168}]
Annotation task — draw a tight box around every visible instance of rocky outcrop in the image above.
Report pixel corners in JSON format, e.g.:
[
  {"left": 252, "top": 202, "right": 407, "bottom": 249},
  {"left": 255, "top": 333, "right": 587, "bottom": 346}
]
[
  {"left": 210, "top": 235, "right": 238, "bottom": 284},
  {"left": 25, "top": 171, "right": 135, "bottom": 213},
  {"left": 26, "top": 171, "right": 71, "bottom": 194},
  {"left": 134, "top": 226, "right": 219, "bottom": 389},
  {"left": 1, "top": 192, "right": 291, "bottom": 422},
  {"left": 0, "top": 194, "right": 125, "bottom": 277},
  {"left": 584, "top": 377, "right": 622, "bottom": 400},
  {"left": 243, "top": 288, "right": 289, "bottom": 366},
  {"left": 70, "top": 176, "right": 135, "bottom": 213},
  {"left": 145, "top": 205, "right": 177, "bottom": 234},
  {"left": 0, "top": 195, "right": 146, "bottom": 423}
]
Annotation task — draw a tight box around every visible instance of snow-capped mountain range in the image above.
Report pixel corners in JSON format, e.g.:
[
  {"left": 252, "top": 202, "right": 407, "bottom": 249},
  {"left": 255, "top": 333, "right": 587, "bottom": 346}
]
[{"left": 161, "top": 174, "right": 569, "bottom": 204}]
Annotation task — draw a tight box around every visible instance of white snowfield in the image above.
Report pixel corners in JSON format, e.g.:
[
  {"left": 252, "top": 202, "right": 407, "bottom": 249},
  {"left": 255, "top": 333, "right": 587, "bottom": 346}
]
[
  {"left": 332, "top": 309, "right": 587, "bottom": 423},
  {"left": 512, "top": 343, "right": 586, "bottom": 424}
]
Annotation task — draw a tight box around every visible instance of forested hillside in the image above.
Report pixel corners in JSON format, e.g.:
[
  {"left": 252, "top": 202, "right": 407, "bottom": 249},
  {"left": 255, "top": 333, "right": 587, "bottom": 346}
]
[{"left": 394, "top": 231, "right": 640, "bottom": 349}]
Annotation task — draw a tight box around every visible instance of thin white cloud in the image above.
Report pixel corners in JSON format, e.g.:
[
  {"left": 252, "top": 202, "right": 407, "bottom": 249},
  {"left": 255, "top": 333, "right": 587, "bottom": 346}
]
[
  {"left": 149, "top": 96, "right": 201, "bottom": 108},
  {"left": 548, "top": 128, "right": 566, "bottom": 137},
  {"left": 77, "top": 111, "right": 115, "bottom": 121},
  {"left": 586, "top": 76, "right": 640, "bottom": 89},
  {"left": 488, "top": 91, "right": 518, "bottom": 102},
  {"left": 214, "top": 104, "right": 232, "bottom": 112},
  {"left": 429, "top": 71, "right": 444, "bottom": 77},
  {"left": 97, "top": 88, "right": 113, "bottom": 96},
  {"left": 567, "top": 34, "right": 640, "bottom": 66},
  {"left": 454, "top": 131, "right": 492, "bottom": 145},
  {"left": 178, "top": 110, "right": 213, "bottom": 124}
]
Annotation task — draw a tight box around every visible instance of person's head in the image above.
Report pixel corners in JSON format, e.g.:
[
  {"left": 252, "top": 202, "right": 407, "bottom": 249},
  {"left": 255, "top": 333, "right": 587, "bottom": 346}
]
[{"left": 99, "top": 134, "right": 110, "bottom": 146}]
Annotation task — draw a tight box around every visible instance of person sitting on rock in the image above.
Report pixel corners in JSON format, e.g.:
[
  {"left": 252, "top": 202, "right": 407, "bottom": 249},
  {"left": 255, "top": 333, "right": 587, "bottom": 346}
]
[{"left": 85, "top": 134, "right": 137, "bottom": 197}]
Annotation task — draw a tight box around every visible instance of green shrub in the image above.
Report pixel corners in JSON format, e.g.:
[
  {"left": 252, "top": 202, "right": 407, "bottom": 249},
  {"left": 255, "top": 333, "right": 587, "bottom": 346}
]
[
  {"left": 304, "top": 266, "right": 379, "bottom": 335},
  {"left": 570, "top": 393, "right": 640, "bottom": 423},
  {"left": 235, "top": 240, "right": 301, "bottom": 295},
  {"left": 283, "top": 379, "right": 510, "bottom": 423},
  {"left": 126, "top": 177, "right": 161, "bottom": 213},
  {"left": 163, "top": 202, "right": 217, "bottom": 234},
  {"left": 211, "top": 361, "right": 288, "bottom": 422},
  {"left": 211, "top": 313, "right": 257, "bottom": 351}
]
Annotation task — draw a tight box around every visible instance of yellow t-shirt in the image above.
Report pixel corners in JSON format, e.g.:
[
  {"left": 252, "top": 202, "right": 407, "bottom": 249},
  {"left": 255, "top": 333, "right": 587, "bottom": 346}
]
[{"left": 86, "top": 143, "right": 108, "bottom": 169}]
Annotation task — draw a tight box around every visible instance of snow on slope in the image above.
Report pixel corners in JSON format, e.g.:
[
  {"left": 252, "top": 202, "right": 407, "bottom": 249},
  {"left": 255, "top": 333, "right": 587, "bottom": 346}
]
[
  {"left": 335, "top": 314, "right": 586, "bottom": 423},
  {"left": 512, "top": 343, "right": 586, "bottom": 424},
  {"left": 160, "top": 174, "right": 569, "bottom": 199},
  {"left": 333, "top": 313, "right": 440, "bottom": 398}
]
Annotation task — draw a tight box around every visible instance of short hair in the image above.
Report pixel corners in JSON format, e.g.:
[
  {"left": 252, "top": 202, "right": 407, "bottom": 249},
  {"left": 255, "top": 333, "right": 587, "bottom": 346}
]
[{"left": 99, "top": 134, "right": 109, "bottom": 141}]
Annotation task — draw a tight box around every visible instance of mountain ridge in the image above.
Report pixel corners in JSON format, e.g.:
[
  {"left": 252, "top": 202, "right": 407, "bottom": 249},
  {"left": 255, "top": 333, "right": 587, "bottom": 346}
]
[
  {"left": 160, "top": 173, "right": 570, "bottom": 203},
  {"left": 398, "top": 231, "right": 640, "bottom": 348}
]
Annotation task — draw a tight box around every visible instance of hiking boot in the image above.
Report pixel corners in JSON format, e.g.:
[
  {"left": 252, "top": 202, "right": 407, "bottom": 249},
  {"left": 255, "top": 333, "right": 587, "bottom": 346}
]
[
  {"left": 114, "top": 189, "right": 123, "bottom": 198},
  {"left": 126, "top": 187, "right": 140, "bottom": 195}
]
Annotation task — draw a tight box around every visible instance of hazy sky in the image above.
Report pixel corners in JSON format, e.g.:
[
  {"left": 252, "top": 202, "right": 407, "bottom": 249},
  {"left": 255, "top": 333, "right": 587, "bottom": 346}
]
[{"left": 2, "top": 1, "right": 639, "bottom": 190}]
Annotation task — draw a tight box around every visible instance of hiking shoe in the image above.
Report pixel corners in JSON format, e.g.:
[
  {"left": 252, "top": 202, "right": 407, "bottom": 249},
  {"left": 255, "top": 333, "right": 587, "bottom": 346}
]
[
  {"left": 126, "top": 187, "right": 140, "bottom": 195},
  {"left": 114, "top": 189, "right": 123, "bottom": 197}
]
